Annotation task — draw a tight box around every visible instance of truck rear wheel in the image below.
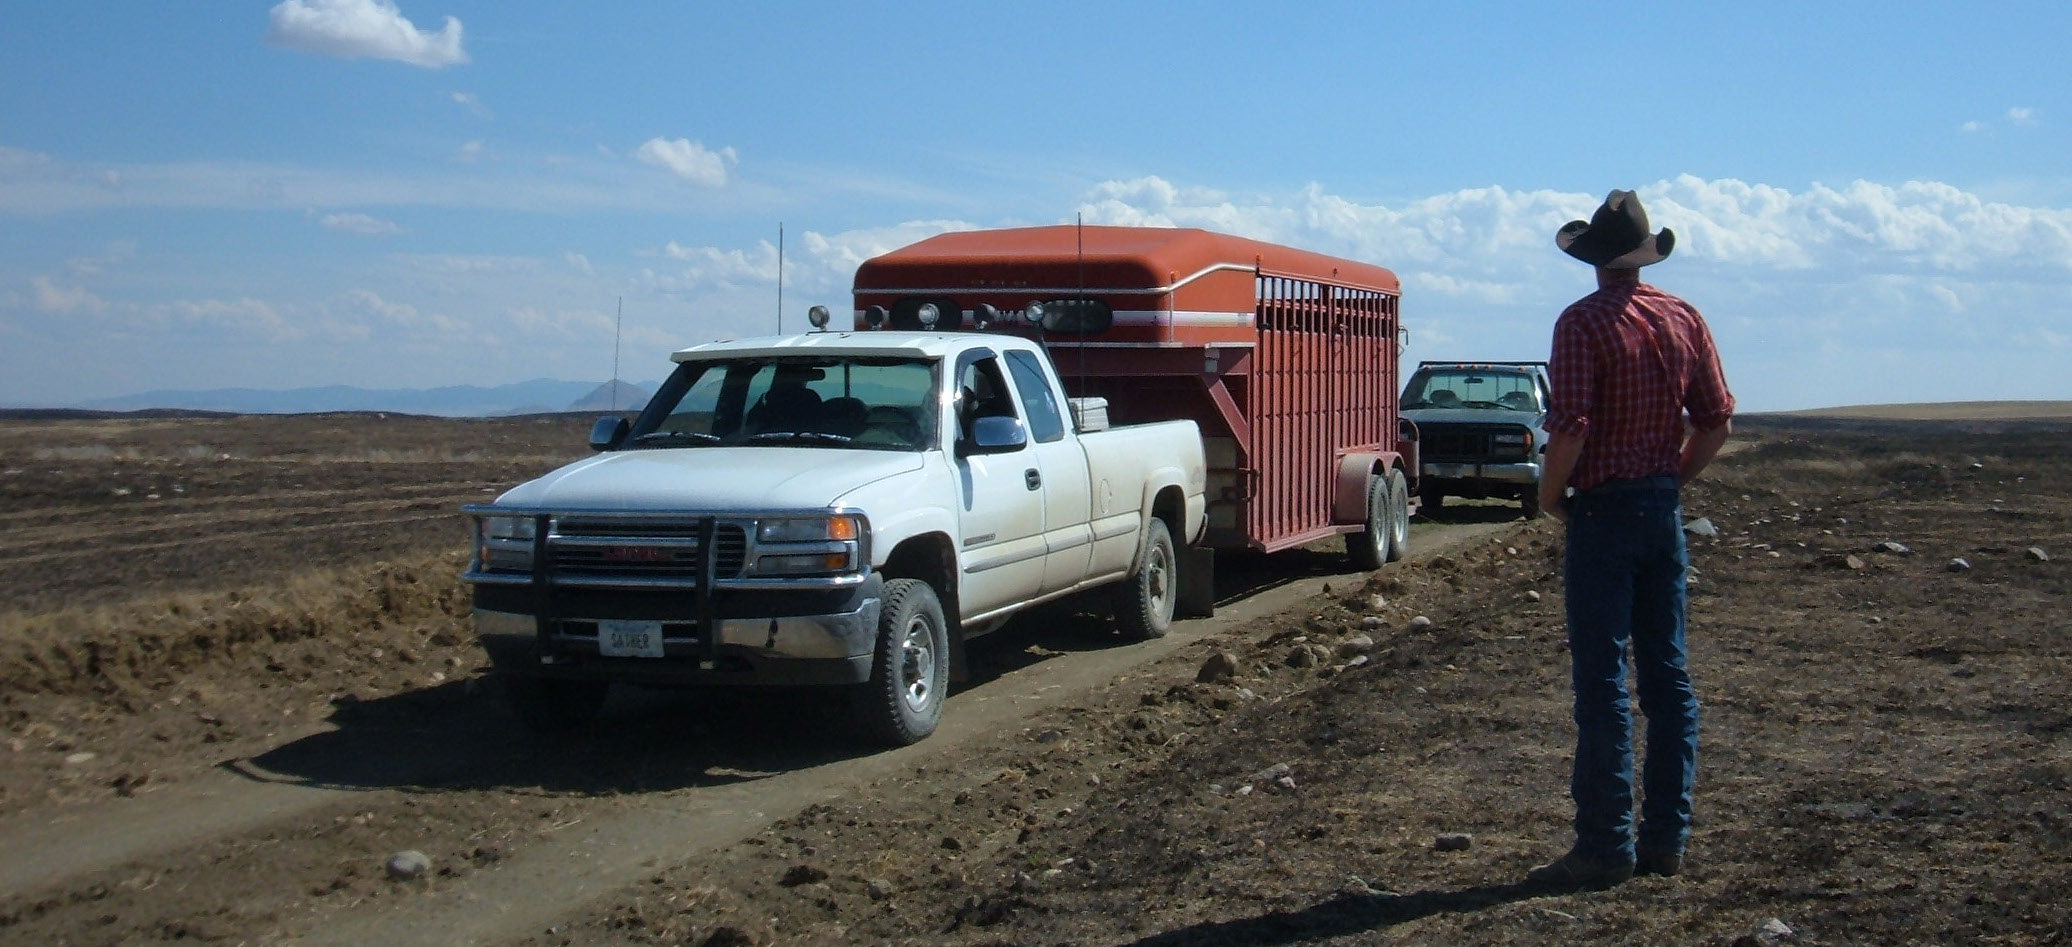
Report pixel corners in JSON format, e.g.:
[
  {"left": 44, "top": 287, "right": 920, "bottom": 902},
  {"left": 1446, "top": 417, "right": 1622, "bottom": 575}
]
[
  {"left": 1346, "top": 475, "right": 1391, "bottom": 571},
  {"left": 1114, "top": 517, "right": 1176, "bottom": 639},
  {"left": 858, "top": 578, "right": 949, "bottom": 746},
  {"left": 504, "top": 675, "right": 609, "bottom": 732},
  {"left": 1386, "top": 467, "right": 1410, "bottom": 562}
]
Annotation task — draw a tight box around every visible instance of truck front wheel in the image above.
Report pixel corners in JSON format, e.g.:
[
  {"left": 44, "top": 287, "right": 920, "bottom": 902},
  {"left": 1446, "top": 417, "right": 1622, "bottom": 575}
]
[
  {"left": 858, "top": 578, "right": 949, "bottom": 746},
  {"left": 1114, "top": 517, "right": 1176, "bottom": 639},
  {"left": 503, "top": 675, "right": 609, "bottom": 732}
]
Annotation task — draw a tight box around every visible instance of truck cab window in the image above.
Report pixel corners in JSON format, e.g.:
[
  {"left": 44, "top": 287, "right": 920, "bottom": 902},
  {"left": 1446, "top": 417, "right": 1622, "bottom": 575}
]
[
  {"left": 1004, "top": 350, "right": 1065, "bottom": 443},
  {"left": 956, "top": 357, "right": 1018, "bottom": 442}
]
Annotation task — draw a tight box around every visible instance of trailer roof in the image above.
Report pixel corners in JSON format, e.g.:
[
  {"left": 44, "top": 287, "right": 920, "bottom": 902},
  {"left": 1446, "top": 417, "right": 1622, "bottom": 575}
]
[{"left": 854, "top": 225, "right": 1399, "bottom": 296}]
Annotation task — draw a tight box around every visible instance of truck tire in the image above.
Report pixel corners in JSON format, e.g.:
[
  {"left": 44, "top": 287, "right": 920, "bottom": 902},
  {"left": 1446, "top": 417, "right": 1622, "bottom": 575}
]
[
  {"left": 504, "top": 675, "right": 609, "bottom": 732},
  {"left": 1345, "top": 474, "right": 1391, "bottom": 571},
  {"left": 1386, "top": 467, "right": 1410, "bottom": 562},
  {"left": 1520, "top": 486, "right": 1544, "bottom": 520},
  {"left": 858, "top": 578, "right": 949, "bottom": 746},
  {"left": 1114, "top": 517, "right": 1176, "bottom": 639}
]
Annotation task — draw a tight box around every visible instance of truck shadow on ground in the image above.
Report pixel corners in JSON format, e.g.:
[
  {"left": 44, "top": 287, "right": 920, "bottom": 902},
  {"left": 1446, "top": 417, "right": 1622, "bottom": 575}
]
[
  {"left": 234, "top": 681, "right": 886, "bottom": 798},
  {"left": 236, "top": 545, "right": 1379, "bottom": 798}
]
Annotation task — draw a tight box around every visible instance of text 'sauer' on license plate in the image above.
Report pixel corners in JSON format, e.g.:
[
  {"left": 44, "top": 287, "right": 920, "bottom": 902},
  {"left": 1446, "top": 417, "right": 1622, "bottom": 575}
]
[{"left": 598, "top": 619, "right": 665, "bottom": 658}]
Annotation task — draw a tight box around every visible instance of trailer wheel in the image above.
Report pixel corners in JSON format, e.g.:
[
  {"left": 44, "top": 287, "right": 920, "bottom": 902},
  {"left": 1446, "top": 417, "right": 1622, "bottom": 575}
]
[
  {"left": 504, "top": 675, "right": 609, "bottom": 732},
  {"left": 1114, "top": 517, "right": 1176, "bottom": 639},
  {"left": 1386, "top": 467, "right": 1410, "bottom": 562},
  {"left": 1418, "top": 481, "right": 1446, "bottom": 515},
  {"left": 1345, "top": 474, "right": 1391, "bottom": 571},
  {"left": 857, "top": 578, "right": 949, "bottom": 746}
]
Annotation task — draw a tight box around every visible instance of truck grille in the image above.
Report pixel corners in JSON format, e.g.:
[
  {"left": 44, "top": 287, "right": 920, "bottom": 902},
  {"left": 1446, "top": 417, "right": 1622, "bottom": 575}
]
[
  {"left": 1422, "top": 424, "right": 1533, "bottom": 463},
  {"left": 549, "top": 520, "right": 748, "bottom": 579}
]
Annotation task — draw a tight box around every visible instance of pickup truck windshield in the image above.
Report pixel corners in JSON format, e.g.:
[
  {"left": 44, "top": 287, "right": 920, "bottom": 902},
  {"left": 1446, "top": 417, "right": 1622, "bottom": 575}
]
[
  {"left": 630, "top": 356, "right": 940, "bottom": 450},
  {"left": 1403, "top": 370, "right": 1542, "bottom": 413}
]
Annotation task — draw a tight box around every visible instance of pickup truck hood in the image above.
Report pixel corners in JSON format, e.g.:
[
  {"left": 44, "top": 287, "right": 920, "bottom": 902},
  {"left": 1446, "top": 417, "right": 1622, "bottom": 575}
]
[
  {"left": 1403, "top": 407, "right": 1542, "bottom": 426},
  {"left": 495, "top": 448, "right": 926, "bottom": 511}
]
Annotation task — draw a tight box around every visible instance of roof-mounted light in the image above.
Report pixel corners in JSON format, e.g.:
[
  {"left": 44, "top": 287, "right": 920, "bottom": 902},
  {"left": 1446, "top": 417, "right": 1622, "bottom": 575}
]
[
  {"left": 864, "top": 305, "right": 888, "bottom": 329},
  {"left": 917, "top": 303, "right": 940, "bottom": 328},
  {"left": 1024, "top": 301, "right": 1046, "bottom": 325},
  {"left": 973, "top": 303, "right": 1000, "bottom": 329},
  {"left": 806, "top": 305, "right": 831, "bottom": 330}
]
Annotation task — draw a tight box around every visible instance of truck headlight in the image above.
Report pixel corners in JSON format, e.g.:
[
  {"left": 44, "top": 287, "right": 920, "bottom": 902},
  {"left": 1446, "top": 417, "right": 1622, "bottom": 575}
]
[
  {"left": 756, "top": 515, "right": 861, "bottom": 543},
  {"left": 753, "top": 514, "right": 866, "bottom": 576},
  {"left": 476, "top": 514, "right": 538, "bottom": 572}
]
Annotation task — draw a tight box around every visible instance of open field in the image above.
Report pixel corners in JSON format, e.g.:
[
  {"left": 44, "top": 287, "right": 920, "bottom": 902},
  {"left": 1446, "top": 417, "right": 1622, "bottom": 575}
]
[{"left": 0, "top": 409, "right": 2067, "bottom": 945}]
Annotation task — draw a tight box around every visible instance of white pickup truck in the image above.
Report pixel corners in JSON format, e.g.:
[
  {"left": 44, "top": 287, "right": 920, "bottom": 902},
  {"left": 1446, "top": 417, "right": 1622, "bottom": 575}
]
[{"left": 463, "top": 321, "right": 1206, "bottom": 745}]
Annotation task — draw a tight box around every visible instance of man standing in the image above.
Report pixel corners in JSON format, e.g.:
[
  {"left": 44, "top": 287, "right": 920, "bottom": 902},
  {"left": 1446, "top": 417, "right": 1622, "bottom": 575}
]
[{"left": 1528, "top": 190, "right": 1735, "bottom": 888}]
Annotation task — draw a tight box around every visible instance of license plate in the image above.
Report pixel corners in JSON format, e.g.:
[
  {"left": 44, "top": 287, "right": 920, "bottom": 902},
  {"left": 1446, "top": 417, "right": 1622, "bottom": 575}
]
[{"left": 597, "top": 619, "right": 665, "bottom": 658}]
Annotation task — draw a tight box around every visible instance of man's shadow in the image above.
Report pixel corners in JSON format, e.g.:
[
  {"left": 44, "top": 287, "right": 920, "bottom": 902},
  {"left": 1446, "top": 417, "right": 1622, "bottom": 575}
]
[{"left": 1119, "top": 882, "right": 1555, "bottom": 946}]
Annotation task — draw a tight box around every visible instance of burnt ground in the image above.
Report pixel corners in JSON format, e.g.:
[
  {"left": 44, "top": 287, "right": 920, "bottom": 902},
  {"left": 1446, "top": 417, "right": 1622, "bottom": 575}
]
[{"left": 0, "top": 412, "right": 2067, "bottom": 946}]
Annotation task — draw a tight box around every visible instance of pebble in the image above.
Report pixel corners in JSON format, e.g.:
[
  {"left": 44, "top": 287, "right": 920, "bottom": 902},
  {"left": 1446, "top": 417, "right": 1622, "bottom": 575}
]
[
  {"left": 1359, "top": 615, "right": 1385, "bottom": 630},
  {"left": 1872, "top": 541, "right": 1912, "bottom": 556},
  {"left": 867, "top": 878, "right": 894, "bottom": 901},
  {"left": 64, "top": 751, "right": 97, "bottom": 765},
  {"left": 1407, "top": 616, "right": 1433, "bottom": 632},
  {"left": 1525, "top": 590, "right": 1542, "bottom": 603},
  {"left": 1947, "top": 558, "right": 1973, "bottom": 573},
  {"left": 1433, "top": 833, "right": 1474, "bottom": 851},
  {"left": 1336, "top": 635, "right": 1376, "bottom": 657},
  {"left": 2026, "top": 547, "right": 2051, "bottom": 562},
  {"left": 1683, "top": 517, "right": 1720, "bottom": 537},
  {"left": 385, "top": 850, "right": 432, "bottom": 881}
]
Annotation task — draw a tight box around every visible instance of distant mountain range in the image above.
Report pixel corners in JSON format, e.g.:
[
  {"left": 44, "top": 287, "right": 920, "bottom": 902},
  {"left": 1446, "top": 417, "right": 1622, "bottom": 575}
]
[{"left": 61, "top": 379, "right": 658, "bottom": 418}]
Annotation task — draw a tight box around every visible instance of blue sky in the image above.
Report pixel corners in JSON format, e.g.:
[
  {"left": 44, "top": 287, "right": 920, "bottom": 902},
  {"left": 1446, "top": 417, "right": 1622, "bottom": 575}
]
[{"left": 3, "top": 1, "right": 2068, "bottom": 412}]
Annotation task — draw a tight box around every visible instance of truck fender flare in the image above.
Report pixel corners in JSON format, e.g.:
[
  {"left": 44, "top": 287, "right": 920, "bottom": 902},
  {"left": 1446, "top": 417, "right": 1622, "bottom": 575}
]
[{"left": 1133, "top": 470, "right": 1201, "bottom": 563}]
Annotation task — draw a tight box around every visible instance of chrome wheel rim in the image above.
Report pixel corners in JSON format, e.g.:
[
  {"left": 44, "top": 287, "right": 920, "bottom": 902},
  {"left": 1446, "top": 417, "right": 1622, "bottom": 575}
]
[{"left": 898, "top": 615, "right": 936, "bottom": 713}]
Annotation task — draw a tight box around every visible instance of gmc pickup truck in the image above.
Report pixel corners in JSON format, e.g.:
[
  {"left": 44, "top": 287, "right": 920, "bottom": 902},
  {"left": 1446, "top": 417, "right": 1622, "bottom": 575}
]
[
  {"left": 463, "top": 312, "right": 1206, "bottom": 745},
  {"left": 1400, "top": 360, "right": 1551, "bottom": 519}
]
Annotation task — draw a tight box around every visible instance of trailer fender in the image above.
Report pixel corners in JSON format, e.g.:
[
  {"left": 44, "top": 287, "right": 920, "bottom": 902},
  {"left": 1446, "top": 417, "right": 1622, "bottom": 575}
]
[
  {"left": 1333, "top": 451, "right": 1407, "bottom": 524},
  {"left": 1333, "top": 452, "right": 1384, "bottom": 523}
]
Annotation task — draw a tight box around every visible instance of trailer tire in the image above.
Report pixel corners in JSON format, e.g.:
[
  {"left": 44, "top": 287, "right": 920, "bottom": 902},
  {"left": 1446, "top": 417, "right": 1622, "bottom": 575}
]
[
  {"left": 1114, "top": 517, "right": 1176, "bottom": 640},
  {"left": 1386, "top": 467, "right": 1410, "bottom": 562},
  {"left": 504, "top": 675, "right": 609, "bottom": 732},
  {"left": 1419, "top": 481, "right": 1445, "bottom": 515},
  {"left": 1345, "top": 474, "right": 1391, "bottom": 571},
  {"left": 857, "top": 578, "right": 949, "bottom": 746}
]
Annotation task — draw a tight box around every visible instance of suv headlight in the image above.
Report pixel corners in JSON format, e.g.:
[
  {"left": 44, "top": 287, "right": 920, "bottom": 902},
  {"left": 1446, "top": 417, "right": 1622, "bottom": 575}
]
[
  {"left": 475, "top": 514, "right": 538, "bottom": 572},
  {"left": 753, "top": 514, "right": 867, "bottom": 576}
]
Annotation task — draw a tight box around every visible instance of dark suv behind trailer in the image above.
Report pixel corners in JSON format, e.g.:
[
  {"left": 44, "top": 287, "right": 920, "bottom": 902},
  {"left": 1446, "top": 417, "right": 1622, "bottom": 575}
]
[{"left": 1399, "top": 361, "right": 1550, "bottom": 519}]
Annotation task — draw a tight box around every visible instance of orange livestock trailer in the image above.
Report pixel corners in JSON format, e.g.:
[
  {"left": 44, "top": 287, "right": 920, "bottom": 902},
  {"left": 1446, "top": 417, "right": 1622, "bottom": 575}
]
[{"left": 853, "top": 225, "right": 1414, "bottom": 579}]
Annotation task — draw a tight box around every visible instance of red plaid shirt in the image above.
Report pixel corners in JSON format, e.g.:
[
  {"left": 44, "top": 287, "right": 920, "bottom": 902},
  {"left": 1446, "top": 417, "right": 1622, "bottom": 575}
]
[{"left": 1545, "top": 281, "right": 1734, "bottom": 491}]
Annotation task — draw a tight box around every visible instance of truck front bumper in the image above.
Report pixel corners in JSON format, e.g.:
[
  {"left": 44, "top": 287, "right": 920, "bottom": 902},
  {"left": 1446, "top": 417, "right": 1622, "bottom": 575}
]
[
  {"left": 473, "top": 576, "right": 881, "bottom": 687},
  {"left": 1422, "top": 461, "right": 1541, "bottom": 490}
]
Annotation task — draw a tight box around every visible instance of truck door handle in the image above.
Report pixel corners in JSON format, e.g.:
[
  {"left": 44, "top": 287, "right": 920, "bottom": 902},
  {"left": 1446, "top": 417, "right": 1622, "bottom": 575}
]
[{"left": 1025, "top": 469, "right": 1041, "bottom": 491}]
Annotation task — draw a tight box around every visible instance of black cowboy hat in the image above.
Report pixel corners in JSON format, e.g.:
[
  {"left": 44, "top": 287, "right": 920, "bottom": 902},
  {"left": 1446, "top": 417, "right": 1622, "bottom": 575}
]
[{"left": 1557, "top": 189, "right": 1675, "bottom": 268}]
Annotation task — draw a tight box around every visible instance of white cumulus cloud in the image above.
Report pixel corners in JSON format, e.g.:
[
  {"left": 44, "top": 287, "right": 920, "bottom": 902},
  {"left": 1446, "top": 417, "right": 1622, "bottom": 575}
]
[
  {"left": 266, "top": 0, "right": 467, "bottom": 68},
  {"left": 635, "top": 138, "right": 737, "bottom": 187}
]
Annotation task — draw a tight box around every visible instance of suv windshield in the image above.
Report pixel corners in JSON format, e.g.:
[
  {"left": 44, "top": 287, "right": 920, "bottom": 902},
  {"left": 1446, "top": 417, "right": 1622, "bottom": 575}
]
[
  {"left": 629, "top": 356, "right": 939, "bottom": 451},
  {"left": 1403, "top": 370, "right": 1542, "bottom": 413}
]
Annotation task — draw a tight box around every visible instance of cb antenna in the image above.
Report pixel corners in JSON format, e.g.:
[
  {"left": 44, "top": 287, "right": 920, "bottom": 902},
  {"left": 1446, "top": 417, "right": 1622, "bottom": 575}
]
[
  {"left": 776, "top": 221, "right": 785, "bottom": 334},
  {"left": 612, "top": 295, "right": 623, "bottom": 411}
]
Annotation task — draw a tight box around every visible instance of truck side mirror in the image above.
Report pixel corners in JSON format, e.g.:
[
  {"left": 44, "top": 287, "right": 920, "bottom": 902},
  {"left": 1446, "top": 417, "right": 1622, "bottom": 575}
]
[
  {"left": 958, "top": 415, "right": 1028, "bottom": 456},
  {"left": 589, "top": 416, "right": 630, "bottom": 451}
]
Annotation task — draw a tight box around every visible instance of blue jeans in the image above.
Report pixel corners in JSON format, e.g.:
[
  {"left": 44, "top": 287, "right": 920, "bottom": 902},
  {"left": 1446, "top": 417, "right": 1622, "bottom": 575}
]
[{"left": 1562, "top": 476, "right": 1698, "bottom": 861}]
